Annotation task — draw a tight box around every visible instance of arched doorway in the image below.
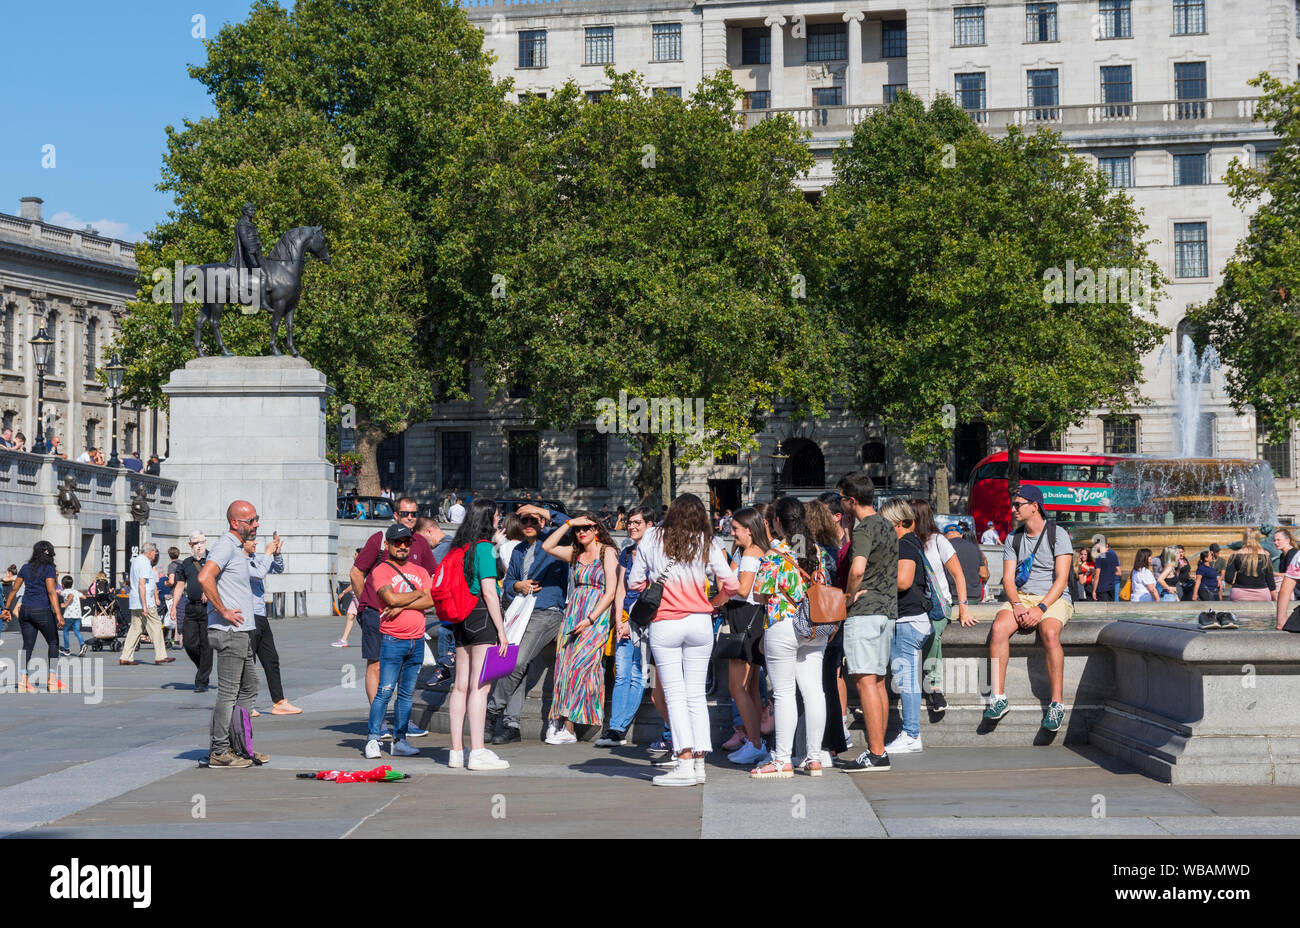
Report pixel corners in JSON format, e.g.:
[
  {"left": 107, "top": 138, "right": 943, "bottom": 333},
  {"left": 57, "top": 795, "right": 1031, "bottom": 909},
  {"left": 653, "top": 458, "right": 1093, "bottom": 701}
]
[{"left": 780, "top": 438, "right": 825, "bottom": 490}]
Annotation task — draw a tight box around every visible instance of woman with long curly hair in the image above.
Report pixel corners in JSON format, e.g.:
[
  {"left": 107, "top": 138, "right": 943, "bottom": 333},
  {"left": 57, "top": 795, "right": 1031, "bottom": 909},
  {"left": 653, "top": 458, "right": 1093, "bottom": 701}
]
[
  {"left": 629, "top": 493, "right": 738, "bottom": 786},
  {"left": 541, "top": 511, "right": 620, "bottom": 744}
]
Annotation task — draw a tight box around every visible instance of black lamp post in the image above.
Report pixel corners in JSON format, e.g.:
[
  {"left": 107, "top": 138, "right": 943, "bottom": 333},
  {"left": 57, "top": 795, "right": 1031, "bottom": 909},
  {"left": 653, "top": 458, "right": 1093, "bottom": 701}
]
[
  {"left": 29, "top": 326, "right": 52, "bottom": 453},
  {"left": 770, "top": 439, "right": 788, "bottom": 496},
  {"left": 105, "top": 353, "right": 125, "bottom": 469}
]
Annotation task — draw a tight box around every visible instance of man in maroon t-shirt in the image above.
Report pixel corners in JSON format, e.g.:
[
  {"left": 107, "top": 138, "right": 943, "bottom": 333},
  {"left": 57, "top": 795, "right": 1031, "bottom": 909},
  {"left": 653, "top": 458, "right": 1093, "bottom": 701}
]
[{"left": 349, "top": 497, "right": 437, "bottom": 707}]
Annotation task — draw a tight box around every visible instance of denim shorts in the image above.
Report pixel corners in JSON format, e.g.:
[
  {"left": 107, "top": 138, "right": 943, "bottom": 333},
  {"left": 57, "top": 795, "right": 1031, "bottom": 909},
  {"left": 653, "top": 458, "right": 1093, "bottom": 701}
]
[{"left": 843, "top": 614, "right": 895, "bottom": 677}]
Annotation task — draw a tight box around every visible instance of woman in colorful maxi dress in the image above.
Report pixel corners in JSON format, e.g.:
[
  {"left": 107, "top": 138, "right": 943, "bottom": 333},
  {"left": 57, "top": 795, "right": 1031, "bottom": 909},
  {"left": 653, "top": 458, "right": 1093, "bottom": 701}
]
[{"left": 541, "top": 512, "right": 620, "bottom": 744}]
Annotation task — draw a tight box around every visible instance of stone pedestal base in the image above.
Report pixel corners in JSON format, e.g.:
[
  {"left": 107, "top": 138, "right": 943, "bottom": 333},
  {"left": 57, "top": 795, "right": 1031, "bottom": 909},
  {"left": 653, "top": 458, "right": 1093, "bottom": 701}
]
[{"left": 162, "top": 357, "right": 338, "bottom": 616}]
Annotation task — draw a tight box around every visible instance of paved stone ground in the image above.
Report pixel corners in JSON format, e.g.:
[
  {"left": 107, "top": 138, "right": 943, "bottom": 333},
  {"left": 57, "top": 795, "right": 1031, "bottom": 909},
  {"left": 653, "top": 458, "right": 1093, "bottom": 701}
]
[{"left": 3, "top": 616, "right": 1300, "bottom": 839}]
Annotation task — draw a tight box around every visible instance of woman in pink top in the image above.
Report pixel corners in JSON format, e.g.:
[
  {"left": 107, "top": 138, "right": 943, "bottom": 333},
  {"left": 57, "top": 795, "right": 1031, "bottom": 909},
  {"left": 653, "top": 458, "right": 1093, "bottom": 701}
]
[{"left": 629, "top": 494, "right": 738, "bottom": 787}]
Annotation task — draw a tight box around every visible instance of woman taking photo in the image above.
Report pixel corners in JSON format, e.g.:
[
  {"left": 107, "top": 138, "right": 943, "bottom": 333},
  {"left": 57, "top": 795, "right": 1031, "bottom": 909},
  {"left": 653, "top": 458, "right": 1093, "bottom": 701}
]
[
  {"left": 1156, "top": 545, "right": 1181, "bottom": 602},
  {"left": 1, "top": 541, "right": 67, "bottom": 692},
  {"left": 628, "top": 493, "right": 738, "bottom": 787},
  {"left": 1129, "top": 548, "right": 1160, "bottom": 603},
  {"left": 1225, "top": 528, "right": 1276, "bottom": 603},
  {"left": 447, "top": 499, "right": 511, "bottom": 771},
  {"left": 749, "top": 497, "right": 830, "bottom": 778},
  {"left": 720, "top": 507, "right": 771, "bottom": 767},
  {"left": 541, "top": 512, "right": 619, "bottom": 745}
]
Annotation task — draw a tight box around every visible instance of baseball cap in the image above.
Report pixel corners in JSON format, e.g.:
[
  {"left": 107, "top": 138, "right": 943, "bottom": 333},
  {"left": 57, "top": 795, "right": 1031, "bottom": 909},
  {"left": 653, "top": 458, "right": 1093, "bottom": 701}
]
[
  {"left": 1014, "top": 485, "right": 1045, "bottom": 508},
  {"left": 987, "top": 521, "right": 995, "bottom": 527},
  {"left": 385, "top": 523, "right": 413, "bottom": 542},
  {"left": 943, "top": 523, "right": 962, "bottom": 533}
]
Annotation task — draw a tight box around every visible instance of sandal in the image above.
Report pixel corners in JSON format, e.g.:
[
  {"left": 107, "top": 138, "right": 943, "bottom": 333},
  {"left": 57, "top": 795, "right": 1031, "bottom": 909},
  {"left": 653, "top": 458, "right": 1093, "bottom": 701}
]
[
  {"left": 47, "top": 678, "right": 68, "bottom": 693},
  {"left": 797, "top": 757, "right": 823, "bottom": 777},
  {"left": 17, "top": 676, "right": 38, "bottom": 694},
  {"left": 749, "top": 760, "right": 794, "bottom": 780}
]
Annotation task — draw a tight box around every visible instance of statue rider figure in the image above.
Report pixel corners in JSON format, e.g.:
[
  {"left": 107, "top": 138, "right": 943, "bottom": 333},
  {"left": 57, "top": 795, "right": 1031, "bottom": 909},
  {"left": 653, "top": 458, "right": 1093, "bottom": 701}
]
[{"left": 230, "top": 203, "right": 271, "bottom": 312}]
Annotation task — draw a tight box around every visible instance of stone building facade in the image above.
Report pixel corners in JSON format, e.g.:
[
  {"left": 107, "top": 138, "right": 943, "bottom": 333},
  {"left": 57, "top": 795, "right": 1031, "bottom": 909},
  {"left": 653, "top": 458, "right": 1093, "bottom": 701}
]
[
  {"left": 0, "top": 197, "right": 168, "bottom": 462},
  {"left": 400, "top": 0, "right": 1300, "bottom": 519}
]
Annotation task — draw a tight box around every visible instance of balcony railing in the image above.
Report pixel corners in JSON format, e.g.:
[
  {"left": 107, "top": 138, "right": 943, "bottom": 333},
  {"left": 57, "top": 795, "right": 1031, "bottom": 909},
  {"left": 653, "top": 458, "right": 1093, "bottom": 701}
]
[{"left": 739, "top": 96, "right": 1261, "bottom": 135}]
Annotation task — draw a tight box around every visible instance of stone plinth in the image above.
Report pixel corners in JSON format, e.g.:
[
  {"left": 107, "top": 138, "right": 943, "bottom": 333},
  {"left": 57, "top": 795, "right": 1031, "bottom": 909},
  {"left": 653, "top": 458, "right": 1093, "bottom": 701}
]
[{"left": 161, "top": 357, "right": 338, "bottom": 615}]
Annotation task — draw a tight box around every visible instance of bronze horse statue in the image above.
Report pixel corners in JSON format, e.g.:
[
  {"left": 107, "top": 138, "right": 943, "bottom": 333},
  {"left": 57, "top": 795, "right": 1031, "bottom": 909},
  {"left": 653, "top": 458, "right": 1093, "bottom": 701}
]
[{"left": 171, "top": 225, "right": 330, "bottom": 357}]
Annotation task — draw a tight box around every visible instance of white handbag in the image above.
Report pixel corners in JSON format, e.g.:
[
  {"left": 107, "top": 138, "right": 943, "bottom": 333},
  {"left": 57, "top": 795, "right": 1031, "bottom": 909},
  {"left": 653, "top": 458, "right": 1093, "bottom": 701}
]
[{"left": 504, "top": 594, "right": 536, "bottom": 645}]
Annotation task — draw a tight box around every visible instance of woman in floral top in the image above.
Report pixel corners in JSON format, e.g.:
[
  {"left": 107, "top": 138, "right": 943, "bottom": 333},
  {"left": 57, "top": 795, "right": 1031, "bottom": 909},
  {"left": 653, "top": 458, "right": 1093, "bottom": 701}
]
[{"left": 750, "top": 497, "right": 830, "bottom": 779}]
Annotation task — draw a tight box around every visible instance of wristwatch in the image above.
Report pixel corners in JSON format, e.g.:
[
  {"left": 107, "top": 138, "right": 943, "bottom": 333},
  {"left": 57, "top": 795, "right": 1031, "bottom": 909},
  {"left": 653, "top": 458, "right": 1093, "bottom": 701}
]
[{"left": 958, "top": 600, "right": 969, "bottom": 605}]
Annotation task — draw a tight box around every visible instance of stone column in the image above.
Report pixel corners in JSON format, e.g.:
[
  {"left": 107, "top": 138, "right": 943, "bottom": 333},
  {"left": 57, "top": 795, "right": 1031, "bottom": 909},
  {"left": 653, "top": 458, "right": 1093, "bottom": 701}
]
[
  {"left": 765, "top": 16, "right": 786, "bottom": 108},
  {"left": 843, "top": 11, "right": 864, "bottom": 106}
]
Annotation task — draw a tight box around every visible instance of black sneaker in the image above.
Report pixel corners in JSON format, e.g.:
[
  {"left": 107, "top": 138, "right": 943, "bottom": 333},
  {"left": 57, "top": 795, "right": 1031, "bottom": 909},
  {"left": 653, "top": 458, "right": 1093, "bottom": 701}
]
[
  {"left": 484, "top": 709, "right": 501, "bottom": 743},
  {"left": 844, "top": 750, "right": 890, "bottom": 773},
  {"left": 926, "top": 690, "right": 948, "bottom": 717},
  {"left": 492, "top": 726, "right": 521, "bottom": 745},
  {"left": 1216, "top": 612, "right": 1238, "bottom": 629},
  {"left": 1197, "top": 611, "right": 1216, "bottom": 629},
  {"left": 594, "top": 729, "right": 628, "bottom": 747},
  {"left": 194, "top": 684, "right": 209, "bottom": 693}
]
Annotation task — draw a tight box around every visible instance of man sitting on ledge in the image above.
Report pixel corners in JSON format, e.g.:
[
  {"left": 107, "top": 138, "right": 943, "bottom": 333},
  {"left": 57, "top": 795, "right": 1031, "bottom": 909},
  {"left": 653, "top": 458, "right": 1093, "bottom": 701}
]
[{"left": 984, "top": 485, "right": 1074, "bottom": 732}]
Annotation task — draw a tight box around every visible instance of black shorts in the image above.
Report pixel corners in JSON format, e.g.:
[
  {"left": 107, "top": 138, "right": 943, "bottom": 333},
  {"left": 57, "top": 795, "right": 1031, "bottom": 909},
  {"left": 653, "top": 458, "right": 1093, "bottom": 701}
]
[
  {"left": 723, "top": 600, "right": 766, "bottom": 666},
  {"left": 451, "top": 607, "right": 499, "bottom": 648},
  {"left": 360, "top": 607, "right": 383, "bottom": 661}
]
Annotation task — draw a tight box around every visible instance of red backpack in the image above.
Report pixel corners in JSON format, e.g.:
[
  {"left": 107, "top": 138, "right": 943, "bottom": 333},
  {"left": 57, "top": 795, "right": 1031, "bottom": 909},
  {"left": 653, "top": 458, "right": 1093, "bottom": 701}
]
[{"left": 430, "top": 544, "right": 480, "bottom": 623}]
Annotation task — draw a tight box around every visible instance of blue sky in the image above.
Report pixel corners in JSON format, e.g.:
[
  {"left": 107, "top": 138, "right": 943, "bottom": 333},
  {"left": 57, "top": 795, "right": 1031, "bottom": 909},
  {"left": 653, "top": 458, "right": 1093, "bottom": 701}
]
[{"left": 0, "top": 0, "right": 261, "bottom": 241}]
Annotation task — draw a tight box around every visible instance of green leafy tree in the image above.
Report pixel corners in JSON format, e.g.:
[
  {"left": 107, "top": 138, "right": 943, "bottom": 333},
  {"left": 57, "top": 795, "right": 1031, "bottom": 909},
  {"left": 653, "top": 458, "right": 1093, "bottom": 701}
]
[
  {"left": 434, "top": 71, "right": 843, "bottom": 506},
  {"left": 824, "top": 93, "right": 1167, "bottom": 497},
  {"left": 114, "top": 0, "right": 509, "bottom": 493},
  {"left": 1187, "top": 73, "right": 1300, "bottom": 445}
]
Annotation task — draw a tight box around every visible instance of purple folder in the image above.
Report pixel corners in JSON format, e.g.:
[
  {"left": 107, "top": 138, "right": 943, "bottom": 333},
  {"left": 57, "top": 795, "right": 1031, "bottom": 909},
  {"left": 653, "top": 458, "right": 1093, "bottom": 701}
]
[{"left": 478, "top": 644, "right": 520, "bottom": 687}]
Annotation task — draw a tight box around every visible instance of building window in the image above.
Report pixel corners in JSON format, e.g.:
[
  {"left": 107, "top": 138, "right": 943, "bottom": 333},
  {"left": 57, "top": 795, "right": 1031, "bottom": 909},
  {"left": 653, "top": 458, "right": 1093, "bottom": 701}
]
[
  {"left": 576, "top": 428, "right": 608, "bottom": 487},
  {"left": 124, "top": 422, "right": 137, "bottom": 455},
  {"left": 85, "top": 419, "right": 99, "bottom": 454},
  {"left": 812, "top": 86, "right": 844, "bottom": 107},
  {"left": 743, "top": 90, "right": 771, "bottom": 109},
  {"left": 0, "top": 305, "right": 13, "bottom": 370},
  {"left": 441, "top": 431, "right": 470, "bottom": 491},
  {"left": 881, "top": 20, "right": 907, "bottom": 57},
  {"left": 807, "top": 22, "right": 847, "bottom": 62},
  {"left": 1173, "top": 0, "right": 1206, "bottom": 34},
  {"left": 518, "top": 92, "right": 547, "bottom": 102},
  {"left": 1027, "top": 68, "right": 1059, "bottom": 120},
  {"left": 1174, "top": 62, "right": 1207, "bottom": 119},
  {"left": 1100, "top": 65, "right": 1132, "bottom": 117},
  {"left": 1255, "top": 147, "right": 1273, "bottom": 170},
  {"left": 508, "top": 430, "right": 540, "bottom": 490},
  {"left": 653, "top": 86, "right": 682, "bottom": 98},
  {"left": 518, "top": 30, "right": 547, "bottom": 68},
  {"left": 1025, "top": 3, "right": 1058, "bottom": 42},
  {"left": 653, "top": 23, "right": 682, "bottom": 61},
  {"left": 715, "top": 451, "right": 739, "bottom": 465},
  {"left": 1174, "top": 222, "right": 1208, "bottom": 278},
  {"left": 84, "top": 317, "right": 98, "bottom": 382},
  {"left": 586, "top": 90, "right": 610, "bottom": 103},
  {"left": 1258, "top": 421, "right": 1293, "bottom": 479},
  {"left": 955, "top": 72, "right": 987, "bottom": 121},
  {"left": 883, "top": 83, "right": 907, "bottom": 104},
  {"left": 1098, "top": 155, "right": 1133, "bottom": 188},
  {"left": 954, "top": 6, "right": 985, "bottom": 46},
  {"left": 585, "top": 27, "right": 614, "bottom": 65},
  {"left": 741, "top": 27, "right": 770, "bottom": 65},
  {"left": 1174, "top": 153, "right": 1208, "bottom": 186},
  {"left": 45, "top": 310, "right": 59, "bottom": 378},
  {"left": 1104, "top": 416, "right": 1138, "bottom": 455},
  {"left": 1099, "top": 0, "right": 1132, "bottom": 37}
]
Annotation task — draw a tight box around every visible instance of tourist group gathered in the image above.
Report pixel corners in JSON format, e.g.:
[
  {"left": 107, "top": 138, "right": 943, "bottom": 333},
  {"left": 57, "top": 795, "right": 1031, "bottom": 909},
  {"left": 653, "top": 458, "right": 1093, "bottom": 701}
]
[{"left": 6, "top": 478, "right": 1297, "bottom": 782}]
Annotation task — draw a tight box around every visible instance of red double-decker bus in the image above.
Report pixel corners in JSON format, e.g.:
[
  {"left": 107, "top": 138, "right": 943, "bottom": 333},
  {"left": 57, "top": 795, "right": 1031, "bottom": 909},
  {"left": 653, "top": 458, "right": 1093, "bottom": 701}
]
[{"left": 967, "top": 451, "right": 1122, "bottom": 541}]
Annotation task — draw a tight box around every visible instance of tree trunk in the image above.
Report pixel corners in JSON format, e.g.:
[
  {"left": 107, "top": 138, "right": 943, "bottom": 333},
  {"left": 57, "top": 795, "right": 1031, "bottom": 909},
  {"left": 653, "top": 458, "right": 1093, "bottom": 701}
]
[
  {"left": 633, "top": 436, "right": 664, "bottom": 512},
  {"left": 1007, "top": 442, "right": 1022, "bottom": 500},
  {"left": 934, "top": 453, "right": 950, "bottom": 514},
  {"left": 355, "top": 421, "right": 387, "bottom": 497}
]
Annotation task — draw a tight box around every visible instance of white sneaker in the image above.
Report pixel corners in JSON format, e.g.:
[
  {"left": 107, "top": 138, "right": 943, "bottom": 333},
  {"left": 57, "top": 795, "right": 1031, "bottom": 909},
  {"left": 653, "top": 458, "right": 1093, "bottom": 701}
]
[
  {"left": 390, "top": 739, "right": 418, "bottom": 757},
  {"left": 884, "top": 732, "right": 923, "bottom": 754},
  {"left": 652, "top": 759, "right": 699, "bottom": 787},
  {"left": 694, "top": 755, "right": 706, "bottom": 784},
  {"left": 364, "top": 739, "right": 382, "bottom": 759},
  {"left": 545, "top": 728, "right": 577, "bottom": 745},
  {"left": 843, "top": 722, "right": 853, "bottom": 748},
  {"left": 544, "top": 720, "right": 560, "bottom": 741},
  {"left": 448, "top": 748, "right": 465, "bottom": 768},
  {"left": 727, "top": 741, "right": 770, "bottom": 766},
  {"left": 379, "top": 723, "right": 394, "bottom": 742},
  {"left": 468, "top": 748, "right": 510, "bottom": 770}
]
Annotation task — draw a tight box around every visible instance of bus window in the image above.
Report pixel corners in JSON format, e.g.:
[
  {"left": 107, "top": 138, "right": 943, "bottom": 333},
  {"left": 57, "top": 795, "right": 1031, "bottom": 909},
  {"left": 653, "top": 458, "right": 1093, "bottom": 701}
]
[
  {"left": 1018, "top": 462, "right": 1063, "bottom": 481},
  {"left": 1059, "top": 464, "right": 1092, "bottom": 482},
  {"left": 970, "top": 462, "right": 1008, "bottom": 483}
]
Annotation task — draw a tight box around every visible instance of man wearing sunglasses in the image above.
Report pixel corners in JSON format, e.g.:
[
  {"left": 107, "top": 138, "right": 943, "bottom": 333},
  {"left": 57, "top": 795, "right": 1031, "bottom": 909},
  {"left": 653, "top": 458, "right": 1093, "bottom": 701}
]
[
  {"left": 985, "top": 485, "right": 1074, "bottom": 732},
  {"left": 350, "top": 497, "right": 437, "bottom": 735},
  {"left": 486, "top": 503, "right": 568, "bottom": 744},
  {"left": 178, "top": 531, "right": 213, "bottom": 692}
]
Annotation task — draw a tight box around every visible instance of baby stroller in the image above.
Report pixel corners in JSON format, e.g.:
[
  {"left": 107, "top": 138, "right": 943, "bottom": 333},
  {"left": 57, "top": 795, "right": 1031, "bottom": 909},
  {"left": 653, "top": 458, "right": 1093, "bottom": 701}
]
[{"left": 87, "top": 579, "right": 127, "bottom": 652}]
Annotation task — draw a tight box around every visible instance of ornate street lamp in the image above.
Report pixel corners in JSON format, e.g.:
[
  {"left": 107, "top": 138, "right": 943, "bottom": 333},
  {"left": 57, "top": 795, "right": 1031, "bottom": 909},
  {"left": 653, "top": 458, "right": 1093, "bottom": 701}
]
[
  {"left": 104, "top": 353, "right": 125, "bottom": 469},
  {"left": 29, "top": 326, "right": 53, "bottom": 453},
  {"left": 770, "top": 439, "right": 789, "bottom": 496}
]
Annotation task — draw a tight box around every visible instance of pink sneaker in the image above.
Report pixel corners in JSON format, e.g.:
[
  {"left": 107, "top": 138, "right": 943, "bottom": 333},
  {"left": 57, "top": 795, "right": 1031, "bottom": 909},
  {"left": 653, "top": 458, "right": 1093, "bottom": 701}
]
[
  {"left": 331, "top": 639, "right": 348, "bottom": 648},
  {"left": 721, "top": 729, "right": 747, "bottom": 751}
]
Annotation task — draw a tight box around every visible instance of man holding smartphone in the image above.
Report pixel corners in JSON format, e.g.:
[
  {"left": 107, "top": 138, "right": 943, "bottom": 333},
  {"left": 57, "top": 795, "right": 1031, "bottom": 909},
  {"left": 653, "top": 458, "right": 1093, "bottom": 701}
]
[{"left": 485, "top": 503, "right": 569, "bottom": 743}]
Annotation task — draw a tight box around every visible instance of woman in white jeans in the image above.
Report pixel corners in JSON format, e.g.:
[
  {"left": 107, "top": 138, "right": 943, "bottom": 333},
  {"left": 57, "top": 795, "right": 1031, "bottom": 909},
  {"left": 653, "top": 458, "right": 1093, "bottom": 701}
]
[
  {"left": 750, "top": 497, "right": 829, "bottom": 779},
  {"left": 629, "top": 493, "right": 738, "bottom": 787}
]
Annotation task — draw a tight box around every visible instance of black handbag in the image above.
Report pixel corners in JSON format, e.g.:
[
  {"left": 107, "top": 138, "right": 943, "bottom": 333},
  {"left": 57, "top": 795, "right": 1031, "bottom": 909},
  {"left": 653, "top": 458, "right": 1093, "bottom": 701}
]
[
  {"left": 628, "top": 558, "right": 674, "bottom": 630},
  {"left": 1284, "top": 605, "right": 1300, "bottom": 633}
]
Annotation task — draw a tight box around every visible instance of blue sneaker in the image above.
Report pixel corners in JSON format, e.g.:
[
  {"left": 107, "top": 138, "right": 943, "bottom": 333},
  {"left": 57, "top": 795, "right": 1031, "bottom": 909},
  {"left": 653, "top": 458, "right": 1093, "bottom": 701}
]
[{"left": 406, "top": 722, "right": 429, "bottom": 738}]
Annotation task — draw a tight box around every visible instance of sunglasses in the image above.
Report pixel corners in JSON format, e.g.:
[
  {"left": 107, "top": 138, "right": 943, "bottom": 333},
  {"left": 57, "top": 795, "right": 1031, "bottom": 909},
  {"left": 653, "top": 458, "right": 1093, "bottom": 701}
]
[
  {"left": 389, "top": 539, "right": 412, "bottom": 547},
  {"left": 235, "top": 516, "right": 260, "bottom": 524},
  {"left": 1010, "top": 501, "right": 1029, "bottom": 509},
  {"left": 574, "top": 525, "right": 597, "bottom": 534},
  {"left": 396, "top": 510, "right": 418, "bottom": 518}
]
